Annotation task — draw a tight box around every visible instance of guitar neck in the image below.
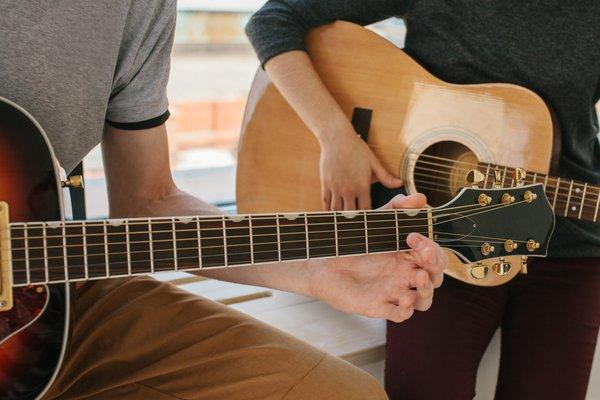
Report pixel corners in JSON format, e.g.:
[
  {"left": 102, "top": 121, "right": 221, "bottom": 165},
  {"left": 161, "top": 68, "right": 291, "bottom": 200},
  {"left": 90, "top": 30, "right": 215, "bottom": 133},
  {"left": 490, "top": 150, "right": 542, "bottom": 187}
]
[
  {"left": 478, "top": 163, "right": 600, "bottom": 222},
  {"left": 9, "top": 209, "right": 433, "bottom": 287}
]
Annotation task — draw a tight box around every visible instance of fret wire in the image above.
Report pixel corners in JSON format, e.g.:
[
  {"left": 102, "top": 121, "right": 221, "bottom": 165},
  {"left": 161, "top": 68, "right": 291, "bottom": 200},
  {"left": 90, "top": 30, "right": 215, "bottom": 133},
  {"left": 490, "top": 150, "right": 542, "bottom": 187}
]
[
  {"left": 579, "top": 183, "right": 587, "bottom": 219},
  {"left": 394, "top": 209, "right": 400, "bottom": 252},
  {"left": 304, "top": 213, "right": 310, "bottom": 259},
  {"left": 11, "top": 222, "right": 432, "bottom": 253},
  {"left": 62, "top": 222, "right": 68, "bottom": 281},
  {"left": 248, "top": 215, "right": 254, "bottom": 264},
  {"left": 501, "top": 166, "right": 508, "bottom": 186},
  {"left": 544, "top": 174, "right": 549, "bottom": 189},
  {"left": 172, "top": 217, "right": 178, "bottom": 271},
  {"left": 16, "top": 226, "right": 434, "bottom": 262},
  {"left": 148, "top": 221, "right": 155, "bottom": 273},
  {"left": 125, "top": 220, "right": 132, "bottom": 276},
  {"left": 595, "top": 189, "right": 600, "bottom": 222},
  {"left": 42, "top": 224, "right": 49, "bottom": 282},
  {"left": 21, "top": 232, "right": 433, "bottom": 278},
  {"left": 24, "top": 226, "right": 31, "bottom": 284},
  {"left": 565, "top": 180, "right": 574, "bottom": 217},
  {"left": 103, "top": 221, "right": 109, "bottom": 277},
  {"left": 333, "top": 212, "right": 339, "bottom": 257},
  {"left": 552, "top": 177, "right": 561, "bottom": 210},
  {"left": 276, "top": 214, "right": 282, "bottom": 262},
  {"left": 196, "top": 217, "right": 203, "bottom": 269},
  {"left": 363, "top": 211, "right": 369, "bottom": 254},
  {"left": 82, "top": 222, "right": 88, "bottom": 280},
  {"left": 222, "top": 215, "right": 228, "bottom": 267},
  {"left": 484, "top": 164, "right": 491, "bottom": 189},
  {"left": 533, "top": 172, "right": 538, "bottom": 183},
  {"left": 8, "top": 208, "right": 467, "bottom": 238}
]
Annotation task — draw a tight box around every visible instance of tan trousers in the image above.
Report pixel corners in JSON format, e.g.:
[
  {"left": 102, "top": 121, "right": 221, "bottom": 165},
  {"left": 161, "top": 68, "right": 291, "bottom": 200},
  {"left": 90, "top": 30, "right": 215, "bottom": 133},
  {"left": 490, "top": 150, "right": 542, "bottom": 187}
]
[{"left": 43, "top": 276, "right": 388, "bottom": 400}]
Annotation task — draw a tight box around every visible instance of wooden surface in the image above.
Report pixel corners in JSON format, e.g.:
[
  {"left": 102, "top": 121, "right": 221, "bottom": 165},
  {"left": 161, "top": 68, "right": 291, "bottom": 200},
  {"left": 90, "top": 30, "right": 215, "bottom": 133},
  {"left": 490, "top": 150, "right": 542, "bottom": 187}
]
[{"left": 237, "top": 21, "right": 555, "bottom": 286}]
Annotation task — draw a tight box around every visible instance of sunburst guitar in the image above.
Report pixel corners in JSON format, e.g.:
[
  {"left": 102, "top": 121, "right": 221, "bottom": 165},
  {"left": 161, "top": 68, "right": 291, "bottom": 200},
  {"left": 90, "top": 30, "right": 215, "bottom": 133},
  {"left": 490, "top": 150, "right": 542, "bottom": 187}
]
[{"left": 236, "top": 21, "right": 592, "bottom": 286}]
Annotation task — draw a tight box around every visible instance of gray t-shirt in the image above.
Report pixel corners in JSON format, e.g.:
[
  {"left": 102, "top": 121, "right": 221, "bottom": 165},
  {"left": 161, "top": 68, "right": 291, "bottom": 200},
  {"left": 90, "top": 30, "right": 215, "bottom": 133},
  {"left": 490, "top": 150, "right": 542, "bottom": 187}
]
[{"left": 0, "top": 0, "right": 176, "bottom": 174}]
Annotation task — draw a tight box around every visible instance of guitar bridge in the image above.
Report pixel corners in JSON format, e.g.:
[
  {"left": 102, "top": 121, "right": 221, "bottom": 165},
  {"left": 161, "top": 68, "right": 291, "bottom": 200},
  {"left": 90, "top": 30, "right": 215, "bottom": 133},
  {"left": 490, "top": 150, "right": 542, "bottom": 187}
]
[{"left": 0, "top": 201, "right": 13, "bottom": 311}]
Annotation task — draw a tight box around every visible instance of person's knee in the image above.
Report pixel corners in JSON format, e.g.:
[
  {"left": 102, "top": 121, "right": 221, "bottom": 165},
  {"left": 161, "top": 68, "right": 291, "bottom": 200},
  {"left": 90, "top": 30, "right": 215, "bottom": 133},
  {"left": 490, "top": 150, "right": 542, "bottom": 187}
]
[{"left": 284, "top": 353, "right": 388, "bottom": 400}]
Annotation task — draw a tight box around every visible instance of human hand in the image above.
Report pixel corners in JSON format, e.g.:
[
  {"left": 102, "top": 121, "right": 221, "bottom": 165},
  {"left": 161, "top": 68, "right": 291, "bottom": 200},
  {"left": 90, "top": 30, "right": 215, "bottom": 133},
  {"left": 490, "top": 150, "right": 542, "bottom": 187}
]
[{"left": 307, "top": 194, "right": 447, "bottom": 323}]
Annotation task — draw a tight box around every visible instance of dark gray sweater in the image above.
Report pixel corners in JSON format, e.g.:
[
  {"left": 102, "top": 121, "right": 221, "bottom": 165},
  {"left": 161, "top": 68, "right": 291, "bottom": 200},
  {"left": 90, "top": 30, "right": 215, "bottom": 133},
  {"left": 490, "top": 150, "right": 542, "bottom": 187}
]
[{"left": 246, "top": 0, "right": 600, "bottom": 258}]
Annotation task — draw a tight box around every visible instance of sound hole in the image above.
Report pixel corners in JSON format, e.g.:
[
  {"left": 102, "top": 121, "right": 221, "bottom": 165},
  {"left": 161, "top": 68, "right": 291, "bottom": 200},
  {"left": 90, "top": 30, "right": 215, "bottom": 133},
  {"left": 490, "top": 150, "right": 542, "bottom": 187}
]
[{"left": 413, "top": 141, "right": 479, "bottom": 206}]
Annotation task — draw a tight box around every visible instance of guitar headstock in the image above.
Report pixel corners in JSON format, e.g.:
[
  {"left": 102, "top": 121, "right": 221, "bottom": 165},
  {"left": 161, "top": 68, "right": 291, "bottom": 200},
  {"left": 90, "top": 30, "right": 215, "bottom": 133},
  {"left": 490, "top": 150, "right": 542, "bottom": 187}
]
[{"left": 432, "top": 184, "right": 555, "bottom": 269}]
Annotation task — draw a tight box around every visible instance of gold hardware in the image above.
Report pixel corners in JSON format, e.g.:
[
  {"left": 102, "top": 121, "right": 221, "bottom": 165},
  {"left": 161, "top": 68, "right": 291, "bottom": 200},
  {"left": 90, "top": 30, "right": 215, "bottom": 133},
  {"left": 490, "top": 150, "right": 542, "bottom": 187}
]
[
  {"left": 466, "top": 170, "right": 485, "bottom": 188},
  {"left": 481, "top": 242, "right": 495, "bottom": 256},
  {"left": 0, "top": 202, "right": 13, "bottom": 311},
  {"left": 478, "top": 194, "right": 492, "bottom": 206},
  {"left": 524, "top": 190, "right": 537, "bottom": 203},
  {"left": 36, "top": 286, "right": 45, "bottom": 293},
  {"left": 470, "top": 263, "right": 489, "bottom": 279},
  {"left": 526, "top": 239, "right": 540, "bottom": 252},
  {"left": 493, "top": 169, "right": 502, "bottom": 188},
  {"left": 492, "top": 260, "right": 513, "bottom": 276},
  {"left": 521, "top": 256, "right": 528, "bottom": 274},
  {"left": 504, "top": 240, "right": 518, "bottom": 253},
  {"left": 514, "top": 168, "right": 526, "bottom": 187},
  {"left": 501, "top": 193, "right": 516, "bottom": 204},
  {"left": 62, "top": 175, "right": 84, "bottom": 189}
]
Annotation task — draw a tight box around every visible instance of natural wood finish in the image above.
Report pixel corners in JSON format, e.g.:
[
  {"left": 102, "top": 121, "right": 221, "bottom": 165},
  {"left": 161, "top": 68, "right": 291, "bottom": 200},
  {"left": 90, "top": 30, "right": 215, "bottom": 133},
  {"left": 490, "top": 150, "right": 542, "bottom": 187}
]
[{"left": 237, "top": 21, "right": 556, "bottom": 287}]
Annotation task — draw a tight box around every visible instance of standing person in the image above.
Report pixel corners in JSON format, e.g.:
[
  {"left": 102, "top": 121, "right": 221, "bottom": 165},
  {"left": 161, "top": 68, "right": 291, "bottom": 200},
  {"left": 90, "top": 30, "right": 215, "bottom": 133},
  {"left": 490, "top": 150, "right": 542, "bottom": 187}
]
[
  {"left": 245, "top": 1, "right": 600, "bottom": 399},
  {"left": 0, "top": 1, "right": 447, "bottom": 399}
]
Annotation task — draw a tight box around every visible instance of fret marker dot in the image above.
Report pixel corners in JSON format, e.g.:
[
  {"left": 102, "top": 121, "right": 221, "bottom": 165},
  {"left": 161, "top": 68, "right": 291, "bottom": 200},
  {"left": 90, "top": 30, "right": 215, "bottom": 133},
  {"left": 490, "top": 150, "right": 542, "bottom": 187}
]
[
  {"left": 575, "top": 188, "right": 581, "bottom": 194},
  {"left": 572, "top": 206, "right": 577, "bottom": 212}
]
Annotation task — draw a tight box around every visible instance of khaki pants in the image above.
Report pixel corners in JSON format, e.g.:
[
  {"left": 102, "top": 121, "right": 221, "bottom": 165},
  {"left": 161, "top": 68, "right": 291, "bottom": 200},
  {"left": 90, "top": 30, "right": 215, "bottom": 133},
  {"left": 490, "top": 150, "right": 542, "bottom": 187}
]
[{"left": 43, "top": 277, "right": 388, "bottom": 400}]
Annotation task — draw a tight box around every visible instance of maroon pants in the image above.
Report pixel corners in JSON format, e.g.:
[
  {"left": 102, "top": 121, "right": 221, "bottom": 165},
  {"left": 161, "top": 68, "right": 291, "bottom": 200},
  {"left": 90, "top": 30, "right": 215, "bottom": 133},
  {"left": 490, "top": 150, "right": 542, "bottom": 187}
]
[{"left": 385, "top": 258, "right": 600, "bottom": 400}]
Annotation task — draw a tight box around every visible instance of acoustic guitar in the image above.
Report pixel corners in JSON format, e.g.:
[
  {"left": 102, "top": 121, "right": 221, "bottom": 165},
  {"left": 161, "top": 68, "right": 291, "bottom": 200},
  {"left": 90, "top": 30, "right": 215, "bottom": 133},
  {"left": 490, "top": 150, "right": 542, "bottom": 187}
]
[
  {"left": 237, "top": 21, "right": 591, "bottom": 287},
  {"left": 0, "top": 96, "right": 555, "bottom": 399}
]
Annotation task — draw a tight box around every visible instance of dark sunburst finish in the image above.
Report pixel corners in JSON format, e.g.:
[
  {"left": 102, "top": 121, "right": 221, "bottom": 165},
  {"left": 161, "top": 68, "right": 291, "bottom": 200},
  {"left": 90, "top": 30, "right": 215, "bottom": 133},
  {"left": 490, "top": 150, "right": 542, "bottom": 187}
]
[{"left": 0, "top": 98, "right": 69, "bottom": 400}]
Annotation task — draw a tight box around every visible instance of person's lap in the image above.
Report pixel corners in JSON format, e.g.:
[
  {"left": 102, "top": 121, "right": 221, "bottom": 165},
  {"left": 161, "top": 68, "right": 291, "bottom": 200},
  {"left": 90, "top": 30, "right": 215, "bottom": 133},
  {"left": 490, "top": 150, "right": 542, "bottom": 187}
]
[{"left": 43, "top": 276, "right": 387, "bottom": 400}]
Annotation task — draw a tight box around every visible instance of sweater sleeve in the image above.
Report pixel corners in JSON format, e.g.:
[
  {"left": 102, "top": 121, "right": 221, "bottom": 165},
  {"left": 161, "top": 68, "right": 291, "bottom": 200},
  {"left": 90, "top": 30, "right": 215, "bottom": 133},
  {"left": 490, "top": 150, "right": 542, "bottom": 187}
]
[{"left": 246, "top": 0, "right": 410, "bottom": 66}]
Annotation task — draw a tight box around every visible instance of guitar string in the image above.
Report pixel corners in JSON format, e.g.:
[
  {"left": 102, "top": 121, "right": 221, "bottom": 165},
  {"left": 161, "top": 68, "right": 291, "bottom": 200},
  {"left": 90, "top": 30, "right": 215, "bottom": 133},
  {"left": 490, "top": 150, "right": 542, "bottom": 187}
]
[
  {"left": 398, "top": 150, "right": 598, "bottom": 202},
  {"left": 11, "top": 201, "right": 541, "bottom": 269},
  {"left": 409, "top": 157, "right": 595, "bottom": 205},
  {"left": 5, "top": 202, "right": 493, "bottom": 237},
  {"left": 12, "top": 230, "right": 523, "bottom": 266},
  {"left": 9, "top": 226, "right": 530, "bottom": 255},
  {"left": 368, "top": 146, "right": 596, "bottom": 200},
  {"left": 6, "top": 200, "right": 522, "bottom": 244},
  {"left": 14, "top": 231, "right": 532, "bottom": 278}
]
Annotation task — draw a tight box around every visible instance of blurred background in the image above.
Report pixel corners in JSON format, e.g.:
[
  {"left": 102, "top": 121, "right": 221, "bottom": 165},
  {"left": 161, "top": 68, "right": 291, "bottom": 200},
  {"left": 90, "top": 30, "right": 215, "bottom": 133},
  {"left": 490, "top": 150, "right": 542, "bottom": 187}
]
[{"left": 83, "top": 0, "right": 406, "bottom": 218}]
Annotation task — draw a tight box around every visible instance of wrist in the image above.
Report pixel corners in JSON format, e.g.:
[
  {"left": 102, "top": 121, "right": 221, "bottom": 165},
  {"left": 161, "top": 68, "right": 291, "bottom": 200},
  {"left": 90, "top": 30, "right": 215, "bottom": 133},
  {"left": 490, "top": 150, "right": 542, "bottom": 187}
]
[{"left": 315, "top": 118, "right": 357, "bottom": 149}]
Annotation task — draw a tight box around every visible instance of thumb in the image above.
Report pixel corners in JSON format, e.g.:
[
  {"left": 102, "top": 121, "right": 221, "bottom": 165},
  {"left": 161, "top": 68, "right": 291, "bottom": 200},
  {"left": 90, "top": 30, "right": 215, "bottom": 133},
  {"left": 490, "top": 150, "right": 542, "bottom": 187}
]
[{"left": 371, "top": 158, "right": 403, "bottom": 188}]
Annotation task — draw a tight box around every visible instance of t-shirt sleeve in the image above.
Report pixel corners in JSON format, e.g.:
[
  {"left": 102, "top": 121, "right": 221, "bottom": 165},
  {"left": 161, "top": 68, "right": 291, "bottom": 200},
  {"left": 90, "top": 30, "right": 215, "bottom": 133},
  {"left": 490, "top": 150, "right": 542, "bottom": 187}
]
[
  {"left": 246, "top": 0, "right": 411, "bottom": 67},
  {"left": 105, "top": 0, "right": 176, "bottom": 130}
]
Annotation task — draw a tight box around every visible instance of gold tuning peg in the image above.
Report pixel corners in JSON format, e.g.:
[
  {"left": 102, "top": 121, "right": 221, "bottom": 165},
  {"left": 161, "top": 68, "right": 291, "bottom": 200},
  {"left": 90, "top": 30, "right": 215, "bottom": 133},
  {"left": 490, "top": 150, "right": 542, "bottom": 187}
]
[
  {"left": 466, "top": 170, "right": 485, "bottom": 188},
  {"left": 493, "top": 168, "right": 502, "bottom": 188},
  {"left": 62, "top": 175, "right": 84, "bottom": 189},
  {"left": 514, "top": 168, "right": 526, "bottom": 187}
]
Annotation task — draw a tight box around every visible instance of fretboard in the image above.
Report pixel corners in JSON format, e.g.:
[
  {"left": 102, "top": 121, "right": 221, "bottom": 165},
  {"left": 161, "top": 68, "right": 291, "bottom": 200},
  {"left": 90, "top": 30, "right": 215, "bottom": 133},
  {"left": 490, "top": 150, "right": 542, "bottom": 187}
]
[
  {"left": 9, "top": 210, "right": 432, "bottom": 286},
  {"left": 478, "top": 163, "right": 600, "bottom": 222}
]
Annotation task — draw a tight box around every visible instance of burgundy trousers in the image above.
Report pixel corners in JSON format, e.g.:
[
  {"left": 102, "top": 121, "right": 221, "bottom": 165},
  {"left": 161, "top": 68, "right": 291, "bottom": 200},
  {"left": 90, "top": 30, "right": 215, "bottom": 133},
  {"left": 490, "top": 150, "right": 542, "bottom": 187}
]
[{"left": 385, "top": 257, "right": 600, "bottom": 400}]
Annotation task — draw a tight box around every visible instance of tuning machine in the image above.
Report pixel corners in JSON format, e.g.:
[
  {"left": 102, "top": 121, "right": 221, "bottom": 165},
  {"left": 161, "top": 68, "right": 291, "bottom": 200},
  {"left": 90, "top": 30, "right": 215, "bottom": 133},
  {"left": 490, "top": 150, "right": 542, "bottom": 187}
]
[
  {"left": 514, "top": 168, "right": 526, "bottom": 187},
  {"left": 466, "top": 170, "right": 485, "bottom": 188}
]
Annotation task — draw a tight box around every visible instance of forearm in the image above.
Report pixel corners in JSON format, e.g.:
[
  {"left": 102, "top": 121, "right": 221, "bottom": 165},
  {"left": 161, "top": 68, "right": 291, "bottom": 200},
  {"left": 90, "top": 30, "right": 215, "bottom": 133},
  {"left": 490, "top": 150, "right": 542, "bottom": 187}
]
[
  {"left": 130, "top": 189, "right": 314, "bottom": 295},
  {"left": 264, "top": 51, "right": 354, "bottom": 146}
]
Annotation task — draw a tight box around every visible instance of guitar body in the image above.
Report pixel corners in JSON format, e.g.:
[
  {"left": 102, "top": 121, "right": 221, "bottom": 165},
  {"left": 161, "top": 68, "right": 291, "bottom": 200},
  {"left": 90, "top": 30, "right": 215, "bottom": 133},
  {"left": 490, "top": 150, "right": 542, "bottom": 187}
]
[
  {"left": 0, "top": 98, "right": 70, "bottom": 399},
  {"left": 237, "top": 21, "right": 558, "bottom": 286}
]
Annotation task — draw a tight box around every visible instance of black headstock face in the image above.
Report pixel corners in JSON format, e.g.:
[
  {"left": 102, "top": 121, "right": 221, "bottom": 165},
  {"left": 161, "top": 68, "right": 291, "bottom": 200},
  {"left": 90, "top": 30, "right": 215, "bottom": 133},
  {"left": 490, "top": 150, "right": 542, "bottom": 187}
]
[{"left": 432, "top": 184, "right": 555, "bottom": 264}]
